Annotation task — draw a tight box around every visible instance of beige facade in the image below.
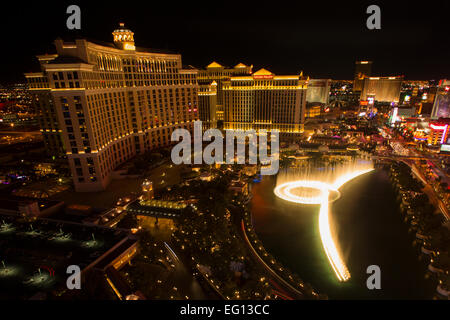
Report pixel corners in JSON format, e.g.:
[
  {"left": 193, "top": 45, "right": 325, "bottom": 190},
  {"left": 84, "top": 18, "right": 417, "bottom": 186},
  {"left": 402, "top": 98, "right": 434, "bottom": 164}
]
[
  {"left": 198, "top": 81, "right": 218, "bottom": 130},
  {"left": 198, "top": 62, "right": 252, "bottom": 127},
  {"left": 360, "top": 76, "right": 403, "bottom": 103},
  {"left": 25, "top": 56, "right": 65, "bottom": 157},
  {"left": 353, "top": 60, "right": 373, "bottom": 92},
  {"left": 223, "top": 68, "right": 308, "bottom": 134},
  {"left": 26, "top": 24, "right": 198, "bottom": 192}
]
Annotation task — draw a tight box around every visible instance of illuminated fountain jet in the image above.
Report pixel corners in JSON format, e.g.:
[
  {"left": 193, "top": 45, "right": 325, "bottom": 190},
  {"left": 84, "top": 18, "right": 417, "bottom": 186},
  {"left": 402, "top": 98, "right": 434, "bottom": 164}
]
[{"left": 274, "top": 158, "right": 374, "bottom": 282}]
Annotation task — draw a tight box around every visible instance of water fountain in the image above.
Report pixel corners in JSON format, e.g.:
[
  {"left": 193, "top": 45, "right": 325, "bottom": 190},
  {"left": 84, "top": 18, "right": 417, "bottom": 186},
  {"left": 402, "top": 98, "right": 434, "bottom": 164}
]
[
  {"left": 275, "top": 157, "right": 374, "bottom": 203},
  {"left": 274, "top": 156, "right": 374, "bottom": 281},
  {"left": 0, "top": 220, "right": 14, "bottom": 233},
  {"left": 0, "top": 261, "right": 9, "bottom": 276},
  {"left": 0, "top": 260, "right": 18, "bottom": 277},
  {"left": 83, "top": 233, "right": 99, "bottom": 248}
]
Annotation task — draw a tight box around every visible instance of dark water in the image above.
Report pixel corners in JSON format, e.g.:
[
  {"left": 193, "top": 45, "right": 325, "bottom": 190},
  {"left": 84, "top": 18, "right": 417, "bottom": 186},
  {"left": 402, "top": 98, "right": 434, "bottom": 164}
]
[{"left": 250, "top": 169, "right": 436, "bottom": 299}]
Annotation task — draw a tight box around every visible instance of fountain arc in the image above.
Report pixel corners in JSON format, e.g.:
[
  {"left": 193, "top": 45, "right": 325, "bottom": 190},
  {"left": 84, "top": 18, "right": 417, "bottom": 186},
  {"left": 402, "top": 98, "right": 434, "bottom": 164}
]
[{"left": 273, "top": 158, "right": 374, "bottom": 282}]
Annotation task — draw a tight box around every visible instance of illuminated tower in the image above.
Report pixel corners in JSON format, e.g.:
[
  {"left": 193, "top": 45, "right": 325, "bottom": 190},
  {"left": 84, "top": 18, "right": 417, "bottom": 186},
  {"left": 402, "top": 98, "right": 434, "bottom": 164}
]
[
  {"left": 353, "top": 61, "right": 372, "bottom": 92},
  {"left": 112, "top": 23, "right": 136, "bottom": 50},
  {"left": 142, "top": 179, "right": 154, "bottom": 200},
  {"left": 25, "top": 24, "right": 198, "bottom": 192},
  {"left": 431, "top": 79, "right": 450, "bottom": 119},
  {"left": 223, "top": 68, "right": 308, "bottom": 135},
  {"left": 198, "top": 62, "right": 253, "bottom": 125}
]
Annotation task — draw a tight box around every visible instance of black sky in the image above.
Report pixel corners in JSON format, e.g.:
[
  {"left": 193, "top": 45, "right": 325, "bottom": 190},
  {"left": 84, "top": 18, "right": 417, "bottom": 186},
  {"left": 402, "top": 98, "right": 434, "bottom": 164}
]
[{"left": 1, "top": 0, "right": 449, "bottom": 84}]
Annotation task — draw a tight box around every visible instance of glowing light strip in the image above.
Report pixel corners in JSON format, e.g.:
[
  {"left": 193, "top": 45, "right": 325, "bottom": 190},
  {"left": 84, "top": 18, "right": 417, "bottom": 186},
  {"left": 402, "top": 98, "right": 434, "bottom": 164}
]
[
  {"left": 441, "top": 125, "right": 448, "bottom": 144},
  {"left": 274, "top": 180, "right": 334, "bottom": 204},
  {"left": 319, "top": 193, "right": 349, "bottom": 281},
  {"left": 332, "top": 169, "right": 375, "bottom": 189},
  {"left": 430, "top": 123, "right": 447, "bottom": 131}
]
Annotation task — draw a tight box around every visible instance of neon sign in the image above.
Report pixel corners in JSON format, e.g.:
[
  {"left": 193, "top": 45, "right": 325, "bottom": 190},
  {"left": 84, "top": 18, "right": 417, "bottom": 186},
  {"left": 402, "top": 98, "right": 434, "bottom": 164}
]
[{"left": 430, "top": 123, "right": 447, "bottom": 130}]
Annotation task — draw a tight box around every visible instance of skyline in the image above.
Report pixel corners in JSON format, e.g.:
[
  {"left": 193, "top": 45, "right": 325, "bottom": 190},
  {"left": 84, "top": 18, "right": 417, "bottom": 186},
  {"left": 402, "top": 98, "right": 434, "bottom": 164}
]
[
  {"left": 1, "top": 1, "right": 450, "bottom": 303},
  {"left": 2, "top": 0, "right": 450, "bottom": 85}
]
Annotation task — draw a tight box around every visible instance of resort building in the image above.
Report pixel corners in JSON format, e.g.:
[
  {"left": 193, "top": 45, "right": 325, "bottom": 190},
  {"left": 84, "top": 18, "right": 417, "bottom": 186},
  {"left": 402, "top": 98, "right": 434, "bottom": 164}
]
[
  {"left": 428, "top": 118, "right": 450, "bottom": 145},
  {"left": 25, "top": 23, "right": 199, "bottom": 192},
  {"left": 222, "top": 68, "right": 308, "bottom": 135},
  {"left": 360, "top": 76, "right": 403, "bottom": 104},
  {"left": 26, "top": 57, "right": 65, "bottom": 157},
  {"left": 197, "top": 62, "right": 253, "bottom": 127},
  {"left": 353, "top": 60, "right": 373, "bottom": 93}
]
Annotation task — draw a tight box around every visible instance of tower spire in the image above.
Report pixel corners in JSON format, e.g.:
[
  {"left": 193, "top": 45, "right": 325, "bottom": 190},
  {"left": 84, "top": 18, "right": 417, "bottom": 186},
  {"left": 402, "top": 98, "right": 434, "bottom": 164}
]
[{"left": 112, "top": 23, "right": 135, "bottom": 50}]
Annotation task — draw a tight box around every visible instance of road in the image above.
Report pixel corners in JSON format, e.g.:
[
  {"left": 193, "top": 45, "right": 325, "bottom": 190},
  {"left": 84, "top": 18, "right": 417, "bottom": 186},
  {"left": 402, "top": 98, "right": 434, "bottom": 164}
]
[
  {"left": 236, "top": 216, "right": 305, "bottom": 300},
  {"left": 163, "top": 241, "right": 208, "bottom": 299}
]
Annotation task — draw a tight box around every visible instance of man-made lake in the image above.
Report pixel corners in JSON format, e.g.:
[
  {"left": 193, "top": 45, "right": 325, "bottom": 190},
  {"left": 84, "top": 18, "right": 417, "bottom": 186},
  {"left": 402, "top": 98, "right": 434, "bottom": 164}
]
[{"left": 250, "top": 169, "right": 435, "bottom": 299}]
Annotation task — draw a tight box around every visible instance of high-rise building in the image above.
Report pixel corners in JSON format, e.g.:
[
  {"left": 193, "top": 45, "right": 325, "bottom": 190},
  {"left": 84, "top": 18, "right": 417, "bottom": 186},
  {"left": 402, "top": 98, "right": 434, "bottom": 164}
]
[
  {"left": 223, "top": 68, "right": 308, "bottom": 134},
  {"left": 431, "top": 79, "right": 450, "bottom": 119},
  {"left": 360, "top": 76, "right": 403, "bottom": 104},
  {"left": 306, "top": 79, "right": 331, "bottom": 105},
  {"left": 353, "top": 61, "right": 373, "bottom": 92},
  {"left": 198, "top": 81, "right": 218, "bottom": 130},
  {"left": 25, "top": 23, "right": 198, "bottom": 192},
  {"left": 25, "top": 54, "right": 65, "bottom": 157},
  {"left": 428, "top": 118, "right": 450, "bottom": 145},
  {"left": 198, "top": 62, "right": 252, "bottom": 126}
]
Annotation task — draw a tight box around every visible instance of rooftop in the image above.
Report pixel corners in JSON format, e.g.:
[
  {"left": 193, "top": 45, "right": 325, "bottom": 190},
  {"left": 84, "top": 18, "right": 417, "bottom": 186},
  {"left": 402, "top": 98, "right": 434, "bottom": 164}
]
[{"left": 0, "top": 214, "right": 133, "bottom": 299}]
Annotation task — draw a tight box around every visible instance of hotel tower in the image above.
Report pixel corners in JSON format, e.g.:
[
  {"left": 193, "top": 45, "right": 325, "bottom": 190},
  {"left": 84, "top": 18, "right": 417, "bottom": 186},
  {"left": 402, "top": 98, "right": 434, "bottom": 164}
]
[
  {"left": 198, "top": 62, "right": 253, "bottom": 129},
  {"left": 26, "top": 23, "right": 198, "bottom": 192},
  {"left": 223, "top": 68, "right": 308, "bottom": 135}
]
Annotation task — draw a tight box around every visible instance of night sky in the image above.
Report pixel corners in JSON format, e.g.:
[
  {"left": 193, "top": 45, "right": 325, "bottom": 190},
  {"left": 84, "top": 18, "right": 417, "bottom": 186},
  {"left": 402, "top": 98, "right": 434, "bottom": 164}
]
[{"left": 2, "top": 0, "right": 449, "bottom": 84}]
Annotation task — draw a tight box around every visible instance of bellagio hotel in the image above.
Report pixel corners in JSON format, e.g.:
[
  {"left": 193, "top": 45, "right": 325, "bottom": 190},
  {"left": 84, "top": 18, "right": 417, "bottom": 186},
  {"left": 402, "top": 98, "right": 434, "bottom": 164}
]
[{"left": 25, "top": 23, "right": 198, "bottom": 192}]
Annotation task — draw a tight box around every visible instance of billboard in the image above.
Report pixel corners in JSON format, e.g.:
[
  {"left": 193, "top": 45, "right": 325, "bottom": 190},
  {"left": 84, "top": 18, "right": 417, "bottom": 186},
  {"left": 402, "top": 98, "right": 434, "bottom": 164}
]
[
  {"left": 440, "top": 144, "right": 450, "bottom": 152},
  {"left": 431, "top": 93, "right": 450, "bottom": 119}
]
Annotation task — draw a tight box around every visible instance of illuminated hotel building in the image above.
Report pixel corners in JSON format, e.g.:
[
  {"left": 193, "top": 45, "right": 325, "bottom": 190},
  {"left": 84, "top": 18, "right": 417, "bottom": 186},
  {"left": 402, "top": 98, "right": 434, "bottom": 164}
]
[
  {"left": 25, "top": 23, "right": 198, "bottom": 192},
  {"left": 306, "top": 79, "right": 331, "bottom": 105},
  {"left": 360, "top": 76, "right": 403, "bottom": 104},
  {"left": 25, "top": 55, "right": 65, "bottom": 157},
  {"left": 431, "top": 79, "right": 450, "bottom": 119},
  {"left": 223, "top": 68, "right": 308, "bottom": 134},
  {"left": 353, "top": 61, "right": 373, "bottom": 92},
  {"left": 198, "top": 81, "right": 218, "bottom": 130},
  {"left": 428, "top": 118, "right": 450, "bottom": 145},
  {"left": 198, "top": 62, "right": 253, "bottom": 124}
]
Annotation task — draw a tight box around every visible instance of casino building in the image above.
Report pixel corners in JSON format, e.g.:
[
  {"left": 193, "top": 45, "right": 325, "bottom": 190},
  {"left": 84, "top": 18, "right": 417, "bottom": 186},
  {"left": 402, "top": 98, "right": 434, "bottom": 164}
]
[
  {"left": 428, "top": 118, "right": 450, "bottom": 146},
  {"left": 26, "top": 55, "right": 65, "bottom": 157},
  {"left": 431, "top": 79, "right": 450, "bottom": 119},
  {"left": 222, "top": 68, "right": 308, "bottom": 134},
  {"left": 198, "top": 80, "right": 218, "bottom": 131},
  {"left": 25, "top": 23, "right": 198, "bottom": 192},
  {"left": 353, "top": 61, "right": 373, "bottom": 93},
  {"left": 360, "top": 76, "right": 403, "bottom": 104},
  {"left": 198, "top": 62, "right": 253, "bottom": 127}
]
